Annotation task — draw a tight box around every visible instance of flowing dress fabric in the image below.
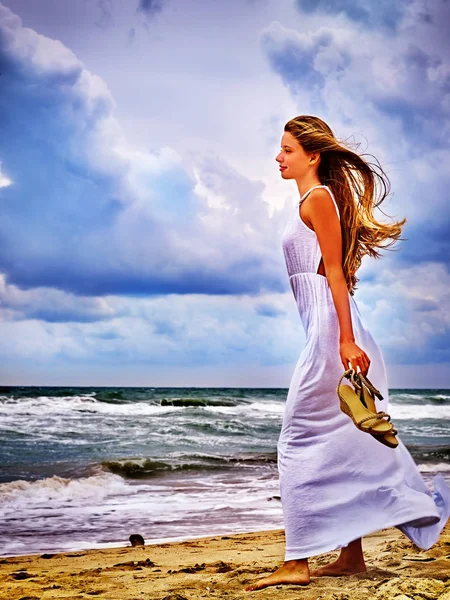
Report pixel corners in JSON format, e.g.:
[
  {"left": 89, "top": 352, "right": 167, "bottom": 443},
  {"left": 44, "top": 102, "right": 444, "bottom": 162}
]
[{"left": 278, "top": 184, "right": 450, "bottom": 561}]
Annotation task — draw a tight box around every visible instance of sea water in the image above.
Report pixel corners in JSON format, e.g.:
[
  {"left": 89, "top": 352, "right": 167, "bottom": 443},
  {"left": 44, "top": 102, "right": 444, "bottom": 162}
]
[{"left": 0, "top": 386, "right": 449, "bottom": 557}]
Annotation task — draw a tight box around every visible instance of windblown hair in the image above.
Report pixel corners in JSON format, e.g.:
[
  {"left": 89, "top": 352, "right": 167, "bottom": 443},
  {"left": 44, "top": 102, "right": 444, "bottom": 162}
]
[{"left": 284, "top": 115, "right": 407, "bottom": 296}]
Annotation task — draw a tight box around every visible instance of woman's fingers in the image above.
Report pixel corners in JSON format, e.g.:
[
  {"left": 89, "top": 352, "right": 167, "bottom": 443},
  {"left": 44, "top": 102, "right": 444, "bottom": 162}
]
[
  {"left": 344, "top": 346, "right": 371, "bottom": 375},
  {"left": 348, "top": 356, "right": 370, "bottom": 376}
]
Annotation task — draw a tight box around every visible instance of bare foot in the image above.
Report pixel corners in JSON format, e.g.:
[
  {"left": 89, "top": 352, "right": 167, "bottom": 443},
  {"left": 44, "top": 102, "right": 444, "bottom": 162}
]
[
  {"left": 244, "top": 560, "right": 310, "bottom": 592},
  {"left": 311, "top": 557, "right": 366, "bottom": 577}
]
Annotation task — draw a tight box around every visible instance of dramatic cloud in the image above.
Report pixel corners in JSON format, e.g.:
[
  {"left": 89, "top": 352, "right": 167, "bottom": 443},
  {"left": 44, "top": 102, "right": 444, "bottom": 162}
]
[
  {"left": 1, "top": 0, "right": 449, "bottom": 385},
  {"left": 260, "top": 2, "right": 450, "bottom": 264},
  {"left": 0, "top": 3, "right": 286, "bottom": 298},
  {"left": 261, "top": 23, "right": 352, "bottom": 101},
  {"left": 262, "top": 6, "right": 450, "bottom": 151},
  {"left": 295, "top": 0, "right": 412, "bottom": 32}
]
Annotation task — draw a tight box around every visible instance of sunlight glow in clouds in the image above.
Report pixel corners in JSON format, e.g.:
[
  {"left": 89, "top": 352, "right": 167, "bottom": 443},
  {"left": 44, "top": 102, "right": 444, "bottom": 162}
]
[{"left": 0, "top": 162, "right": 12, "bottom": 188}]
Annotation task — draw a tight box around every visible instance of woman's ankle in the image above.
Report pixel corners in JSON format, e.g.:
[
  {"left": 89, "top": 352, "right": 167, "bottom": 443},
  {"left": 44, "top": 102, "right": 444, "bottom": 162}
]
[
  {"left": 284, "top": 558, "right": 309, "bottom": 570},
  {"left": 339, "top": 539, "right": 365, "bottom": 564},
  {"left": 338, "top": 551, "right": 365, "bottom": 567}
]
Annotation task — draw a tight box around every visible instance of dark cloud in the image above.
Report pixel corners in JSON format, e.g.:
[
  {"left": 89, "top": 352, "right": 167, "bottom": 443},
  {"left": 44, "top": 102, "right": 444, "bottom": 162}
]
[
  {"left": 138, "top": 0, "right": 164, "bottom": 17},
  {"left": 370, "top": 44, "right": 450, "bottom": 153},
  {"left": 398, "top": 220, "right": 450, "bottom": 268},
  {"left": 0, "top": 277, "right": 117, "bottom": 323},
  {"left": 23, "top": 307, "right": 110, "bottom": 323},
  {"left": 260, "top": 24, "right": 351, "bottom": 102},
  {"left": 295, "top": 0, "right": 412, "bottom": 32},
  {"left": 263, "top": 35, "right": 325, "bottom": 89},
  {"left": 385, "top": 328, "right": 450, "bottom": 364}
]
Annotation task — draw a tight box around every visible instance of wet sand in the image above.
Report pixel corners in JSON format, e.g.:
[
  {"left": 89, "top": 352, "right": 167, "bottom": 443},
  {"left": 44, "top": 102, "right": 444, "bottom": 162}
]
[{"left": 1, "top": 522, "right": 449, "bottom": 599}]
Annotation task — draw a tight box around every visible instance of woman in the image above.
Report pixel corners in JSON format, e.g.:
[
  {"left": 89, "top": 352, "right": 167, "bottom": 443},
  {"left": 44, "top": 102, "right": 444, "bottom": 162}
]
[{"left": 245, "top": 115, "right": 450, "bottom": 592}]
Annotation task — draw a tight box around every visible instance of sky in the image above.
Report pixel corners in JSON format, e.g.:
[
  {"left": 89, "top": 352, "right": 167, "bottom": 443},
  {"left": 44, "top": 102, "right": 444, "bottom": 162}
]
[{"left": 0, "top": 0, "right": 449, "bottom": 388}]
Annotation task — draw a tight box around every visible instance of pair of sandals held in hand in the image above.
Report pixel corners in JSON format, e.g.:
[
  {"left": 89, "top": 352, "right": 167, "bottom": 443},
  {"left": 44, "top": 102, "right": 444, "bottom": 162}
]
[{"left": 337, "top": 368, "right": 398, "bottom": 449}]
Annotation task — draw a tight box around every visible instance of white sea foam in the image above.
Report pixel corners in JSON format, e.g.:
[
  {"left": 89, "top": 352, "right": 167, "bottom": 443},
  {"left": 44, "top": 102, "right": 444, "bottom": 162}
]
[
  {"left": 0, "top": 471, "right": 135, "bottom": 508},
  {"left": 418, "top": 462, "right": 450, "bottom": 473},
  {"left": 389, "top": 404, "right": 450, "bottom": 420},
  {"left": 391, "top": 393, "right": 426, "bottom": 400},
  {"left": 204, "top": 401, "right": 284, "bottom": 416},
  {"left": 2, "top": 394, "right": 449, "bottom": 421},
  {"left": 206, "top": 400, "right": 450, "bottom": 421},
  {"left": 0, "top": 395, "right": 185, "bottom": 417},
  {"left": 0, "top": 467, "right": 283, "bottom": 557}
]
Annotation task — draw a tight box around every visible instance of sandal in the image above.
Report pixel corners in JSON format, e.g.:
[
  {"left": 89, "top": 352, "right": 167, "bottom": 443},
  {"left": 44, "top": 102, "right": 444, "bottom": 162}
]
[
  {"left": 337, "top": 369, "right": 394, "bottom": 435},
  {"left": 374, "top": 427, "right": 399, "bottom": 449},
  {"left": 355, "top": 373, "right": 399, "bottom": 449}
]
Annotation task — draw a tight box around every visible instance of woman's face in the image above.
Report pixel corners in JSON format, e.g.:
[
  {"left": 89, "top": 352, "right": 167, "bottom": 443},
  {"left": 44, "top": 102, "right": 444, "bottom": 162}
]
[{"left": 275, "top": 131, "right": 315, "bottom": 181}]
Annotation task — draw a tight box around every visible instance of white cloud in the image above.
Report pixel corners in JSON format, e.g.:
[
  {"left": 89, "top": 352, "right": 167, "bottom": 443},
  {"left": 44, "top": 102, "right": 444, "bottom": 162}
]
[
  {"left": 0, "top": 287, "right": 302, "bottom": 366},
  {"left": 356, "top": 261, "right": 450, "bottom": 363},
  {"left": 0, "top": 2, "right": 289, "bottom": 298}
]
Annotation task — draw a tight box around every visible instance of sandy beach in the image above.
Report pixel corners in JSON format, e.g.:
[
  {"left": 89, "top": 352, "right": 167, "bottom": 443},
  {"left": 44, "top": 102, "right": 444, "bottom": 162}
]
[{"left": 1, "top": 522, "right": 449, "bottom": 600}]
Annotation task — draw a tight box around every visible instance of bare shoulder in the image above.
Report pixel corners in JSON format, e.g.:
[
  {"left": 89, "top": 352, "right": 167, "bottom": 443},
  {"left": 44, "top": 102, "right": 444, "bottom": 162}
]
[
  {"left": 301, "top": 188, "right": 339, "bottom": 228},
  {"left": 303, "top": 187, "right": 335, "bottom": 212}
]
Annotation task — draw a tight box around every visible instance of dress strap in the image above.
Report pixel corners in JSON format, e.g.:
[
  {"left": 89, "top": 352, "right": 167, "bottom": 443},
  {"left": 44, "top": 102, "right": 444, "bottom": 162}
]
[{"left": 299, "top": 184, "right": 340, "bottom": 221}]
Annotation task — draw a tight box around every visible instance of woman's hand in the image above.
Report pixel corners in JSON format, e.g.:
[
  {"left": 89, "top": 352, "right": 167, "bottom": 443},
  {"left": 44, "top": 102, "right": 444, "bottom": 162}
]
[{"left": 339, "top": 340, "right": 371, "bottom": 376}]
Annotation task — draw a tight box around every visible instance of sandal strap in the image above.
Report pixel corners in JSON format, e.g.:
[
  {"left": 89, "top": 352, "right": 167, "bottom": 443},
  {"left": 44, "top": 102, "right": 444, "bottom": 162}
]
[
  {"left": 336, "top": 368, "right": 359, "bottom": 394},
  {"left": 372, "top": 410, "right": 390, "bottom": 421},
  {"left": 358, "top": 413, "right": 391, "bottom": 428},
  {"left": 356, "top": 372, "right": 384, "bottom": 401}
]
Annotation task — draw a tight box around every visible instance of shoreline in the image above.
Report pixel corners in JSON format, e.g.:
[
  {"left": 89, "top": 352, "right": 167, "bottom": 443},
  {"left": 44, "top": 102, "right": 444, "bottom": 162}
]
[
  {"left": 0, "top": 526, "right": 284, "bottom": 560},
  {"left": 2, "top": 523, "right": 449, "bottom": 600}
]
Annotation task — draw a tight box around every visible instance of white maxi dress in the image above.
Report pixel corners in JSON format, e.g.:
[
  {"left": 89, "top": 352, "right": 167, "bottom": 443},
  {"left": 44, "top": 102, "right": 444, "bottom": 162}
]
[{"left": 278, "top": 184, "right": 450, "bottom": 561}]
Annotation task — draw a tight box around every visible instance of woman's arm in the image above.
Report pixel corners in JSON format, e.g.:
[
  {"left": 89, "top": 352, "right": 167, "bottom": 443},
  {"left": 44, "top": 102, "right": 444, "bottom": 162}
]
[{"left": 301, "top": 189, "right": 371, "bottom": 375}]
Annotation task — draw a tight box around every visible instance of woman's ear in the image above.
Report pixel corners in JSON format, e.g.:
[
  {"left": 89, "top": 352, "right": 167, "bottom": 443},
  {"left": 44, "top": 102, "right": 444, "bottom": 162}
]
[{"left": 309, "top": 152, "right": 321, "bottom": 166}]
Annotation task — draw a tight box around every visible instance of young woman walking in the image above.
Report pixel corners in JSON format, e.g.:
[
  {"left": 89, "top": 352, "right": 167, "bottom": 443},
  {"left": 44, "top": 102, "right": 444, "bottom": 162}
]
[{"left": 245, "top": 115, "right": 450, "bottom": 592}]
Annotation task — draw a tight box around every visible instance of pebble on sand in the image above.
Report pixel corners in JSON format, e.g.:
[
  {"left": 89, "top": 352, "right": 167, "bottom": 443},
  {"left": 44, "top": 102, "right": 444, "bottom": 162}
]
[{"left": 129, "top": 534, "right": 145, "bottom": 547}]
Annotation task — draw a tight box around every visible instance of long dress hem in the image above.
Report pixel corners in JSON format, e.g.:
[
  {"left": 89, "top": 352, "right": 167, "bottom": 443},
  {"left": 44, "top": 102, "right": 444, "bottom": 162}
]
[{"left": 284, "top": 473, "right": 450, "bottom": 560}]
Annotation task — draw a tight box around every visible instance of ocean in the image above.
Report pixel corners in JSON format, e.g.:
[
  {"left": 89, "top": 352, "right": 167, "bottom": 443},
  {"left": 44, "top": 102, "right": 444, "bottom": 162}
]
[{"left": 0, "top": 386, "right": 449, "bottom": 558}]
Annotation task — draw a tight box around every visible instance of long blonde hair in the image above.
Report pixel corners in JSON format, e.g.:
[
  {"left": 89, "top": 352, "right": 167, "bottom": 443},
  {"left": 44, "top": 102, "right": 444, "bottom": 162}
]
[{"left": 284, "top": 115, "right": 406, "bottom": 296}]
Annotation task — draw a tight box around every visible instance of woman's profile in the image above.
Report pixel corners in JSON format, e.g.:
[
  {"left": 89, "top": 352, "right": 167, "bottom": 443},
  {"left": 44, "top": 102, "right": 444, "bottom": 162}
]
[{"left": 245, "top": 115, "right": 450, "bottom": 592}]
